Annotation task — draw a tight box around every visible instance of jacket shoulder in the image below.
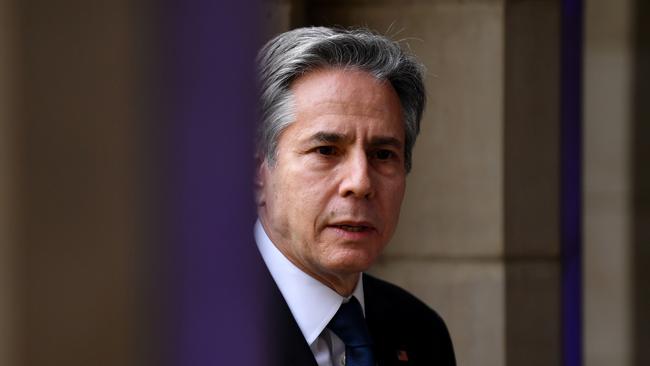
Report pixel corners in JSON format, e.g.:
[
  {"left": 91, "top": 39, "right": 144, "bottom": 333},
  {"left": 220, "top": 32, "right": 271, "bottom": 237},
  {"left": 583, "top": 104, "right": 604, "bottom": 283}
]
[
  {"left": 363, "top": 273, "right": 456, "bottom": 365},
  {"left": 363, "top": 273, "right": 444, "bottom": 323}
]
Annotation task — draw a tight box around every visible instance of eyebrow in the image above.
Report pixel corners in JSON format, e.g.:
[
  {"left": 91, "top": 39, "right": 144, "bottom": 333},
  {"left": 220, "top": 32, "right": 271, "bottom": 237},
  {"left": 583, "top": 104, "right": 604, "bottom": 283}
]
[
  {"left": 369, "top": 136, "right": 403, "bottom": 150},
  {"left": 309, "top": 132, "right": 347, "bottom": 144},
  {"left": 307, "top": 132, "right": 403, "bottom": 150}
]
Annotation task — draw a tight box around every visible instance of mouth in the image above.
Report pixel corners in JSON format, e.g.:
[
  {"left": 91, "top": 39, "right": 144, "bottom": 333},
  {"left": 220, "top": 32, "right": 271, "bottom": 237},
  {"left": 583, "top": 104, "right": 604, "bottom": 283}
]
[
  {"left": 333, "top": 224, "right": 372, "bottom": 232},
  {"left": 328, "top": 221, "right": 376, "bottom": 234}
]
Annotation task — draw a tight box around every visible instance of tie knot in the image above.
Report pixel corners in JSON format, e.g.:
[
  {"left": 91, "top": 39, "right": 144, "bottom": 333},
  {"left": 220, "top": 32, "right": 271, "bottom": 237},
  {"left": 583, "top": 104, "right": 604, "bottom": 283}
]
[{"left": 327, "top": 296, "right": 373, "bottom": 348}]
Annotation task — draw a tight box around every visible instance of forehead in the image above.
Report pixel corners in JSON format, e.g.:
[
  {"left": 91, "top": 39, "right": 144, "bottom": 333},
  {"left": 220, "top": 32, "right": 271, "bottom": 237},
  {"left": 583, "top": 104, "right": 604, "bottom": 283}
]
[{"left": 287, "top": 68, "right": 404, "bottom": 139}]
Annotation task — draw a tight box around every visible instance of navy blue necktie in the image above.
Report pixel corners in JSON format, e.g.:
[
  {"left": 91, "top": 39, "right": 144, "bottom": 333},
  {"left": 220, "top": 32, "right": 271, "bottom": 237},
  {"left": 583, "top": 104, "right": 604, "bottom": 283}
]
[{"left": 327, "top": 296, "right": 376, "bottom": 366}]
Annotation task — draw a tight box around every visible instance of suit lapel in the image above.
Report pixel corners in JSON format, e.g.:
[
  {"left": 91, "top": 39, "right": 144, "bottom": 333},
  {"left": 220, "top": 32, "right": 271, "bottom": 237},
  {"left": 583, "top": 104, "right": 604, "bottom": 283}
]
[{"left": 260, "top": 251, "right": 318, "bottom": 366}]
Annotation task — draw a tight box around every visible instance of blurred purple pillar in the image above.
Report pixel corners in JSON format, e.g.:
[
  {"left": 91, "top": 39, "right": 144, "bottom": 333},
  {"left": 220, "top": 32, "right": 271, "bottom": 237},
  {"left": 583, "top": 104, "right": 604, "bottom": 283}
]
[{"left": 157, "top": 1, "right": 267, "bottom": 365}]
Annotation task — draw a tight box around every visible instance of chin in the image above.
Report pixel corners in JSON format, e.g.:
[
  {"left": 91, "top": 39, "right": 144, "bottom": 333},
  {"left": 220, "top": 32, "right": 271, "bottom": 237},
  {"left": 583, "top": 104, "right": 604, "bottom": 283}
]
[{"left": 325, "top": 251, "right": 378, "bottom": 274}]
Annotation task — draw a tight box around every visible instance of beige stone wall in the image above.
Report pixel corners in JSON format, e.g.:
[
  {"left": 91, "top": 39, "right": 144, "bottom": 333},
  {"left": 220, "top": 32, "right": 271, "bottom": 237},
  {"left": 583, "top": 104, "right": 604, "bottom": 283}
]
[
  {"left": 503, "top": 2, "right": 562, "bottom": 365},
  {"left": 584, "top": 0, "right": 634, "bottom": 365}
]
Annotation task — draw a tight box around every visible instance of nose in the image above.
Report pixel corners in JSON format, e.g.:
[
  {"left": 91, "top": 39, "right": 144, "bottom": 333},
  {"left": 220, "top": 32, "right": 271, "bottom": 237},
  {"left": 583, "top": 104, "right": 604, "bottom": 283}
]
[{"left": 338, "top": 149, "right": 374, "bottom": 199}]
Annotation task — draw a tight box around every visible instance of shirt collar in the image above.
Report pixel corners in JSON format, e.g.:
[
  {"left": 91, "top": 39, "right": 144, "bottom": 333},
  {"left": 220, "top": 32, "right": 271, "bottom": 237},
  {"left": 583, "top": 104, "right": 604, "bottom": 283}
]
[{"left": 255, "top": 220, "right": 365, "bottom": 345}]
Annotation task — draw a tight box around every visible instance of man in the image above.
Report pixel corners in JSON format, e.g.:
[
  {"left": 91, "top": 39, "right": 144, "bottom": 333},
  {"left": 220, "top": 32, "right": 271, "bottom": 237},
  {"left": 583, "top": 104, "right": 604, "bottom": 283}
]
[{"left": 255, "top": 27, "right": 455, "bottom": 366}]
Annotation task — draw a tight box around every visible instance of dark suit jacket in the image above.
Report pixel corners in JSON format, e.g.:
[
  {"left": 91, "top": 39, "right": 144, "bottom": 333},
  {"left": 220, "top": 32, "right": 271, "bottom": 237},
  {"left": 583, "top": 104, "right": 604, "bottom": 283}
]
[{"left": 266, "top": 269, "right": 456, "bottom": 366}]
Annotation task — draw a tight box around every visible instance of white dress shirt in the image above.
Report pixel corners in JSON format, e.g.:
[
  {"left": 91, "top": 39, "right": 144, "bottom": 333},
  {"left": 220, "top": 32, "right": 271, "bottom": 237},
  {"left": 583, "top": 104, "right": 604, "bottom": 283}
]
[{"left": 255, "top": 220, "right": 365, "bottom": 366}]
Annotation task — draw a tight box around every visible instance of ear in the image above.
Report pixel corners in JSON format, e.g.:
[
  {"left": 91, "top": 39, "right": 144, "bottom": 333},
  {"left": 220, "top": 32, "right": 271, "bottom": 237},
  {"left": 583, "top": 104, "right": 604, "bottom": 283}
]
[{"left": 254, "top": 153, "right": 268, "bottom": 207}]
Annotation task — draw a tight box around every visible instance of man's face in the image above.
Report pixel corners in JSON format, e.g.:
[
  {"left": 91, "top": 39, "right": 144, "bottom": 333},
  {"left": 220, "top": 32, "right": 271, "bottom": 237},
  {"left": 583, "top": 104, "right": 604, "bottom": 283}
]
[{"left": 257, "top": 68, "right": 406, "bottom": 288}]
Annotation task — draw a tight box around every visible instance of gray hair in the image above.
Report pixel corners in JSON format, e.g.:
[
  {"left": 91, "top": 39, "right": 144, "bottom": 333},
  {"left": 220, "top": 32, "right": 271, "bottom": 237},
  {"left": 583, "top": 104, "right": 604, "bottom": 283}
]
[{"left": 257, "top": 26, "right": 426, "bottom": 172}]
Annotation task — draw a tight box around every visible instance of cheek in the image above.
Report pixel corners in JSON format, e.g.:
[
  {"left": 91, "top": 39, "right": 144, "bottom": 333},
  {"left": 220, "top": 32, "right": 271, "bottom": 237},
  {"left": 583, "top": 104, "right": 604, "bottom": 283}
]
[
  {"left": 380, "top": 179, "right": 406, "bottom": 225},
  {"left": 293, "top": 182, "right": 331, "bottom": 222},
  {"left": 277, "top": 170, "right": 329, "bottom": 223},
  {"left": 382, "top": 177, "right": 406, "bottom": 204},
  {"left": 394, "top": 183, "right": 406, "bottom": 209},
  {"left": 288, "top": 164, "right": 331, "bottom": 193}
]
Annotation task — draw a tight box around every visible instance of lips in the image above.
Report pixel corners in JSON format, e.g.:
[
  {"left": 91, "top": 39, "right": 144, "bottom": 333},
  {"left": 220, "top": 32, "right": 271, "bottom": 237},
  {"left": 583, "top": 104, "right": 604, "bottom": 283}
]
[
  {"left": 335, "top": 224, "right": 370, "bottom": 232},
  {"left": 328, "top": 221, "right": 376, "bottom": 233}
]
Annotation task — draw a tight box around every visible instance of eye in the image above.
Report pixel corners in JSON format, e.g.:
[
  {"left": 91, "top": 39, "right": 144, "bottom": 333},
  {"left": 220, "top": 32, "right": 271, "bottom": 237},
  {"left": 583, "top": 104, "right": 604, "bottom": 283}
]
[
  {"left": 316, "top": 146, "right": 336, "bottom": 156},
  {"left": 373, "top": 149, "right": 396, "bottom": 161}
]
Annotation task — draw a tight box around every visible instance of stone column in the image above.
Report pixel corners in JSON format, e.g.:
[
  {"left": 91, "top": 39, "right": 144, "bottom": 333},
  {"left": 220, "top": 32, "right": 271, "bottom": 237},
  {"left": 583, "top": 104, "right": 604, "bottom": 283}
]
[
  {"left": 631, "top": 1, "right": 650, "bottom": 365},
  {"left": 583, "top": 0, "right": 634, "bottom": 365},
  {"left": 504, "top": 1, "right": 561, "bottom": 365}
]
